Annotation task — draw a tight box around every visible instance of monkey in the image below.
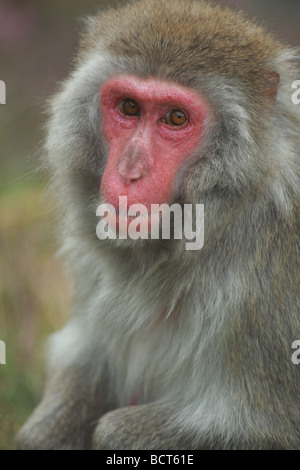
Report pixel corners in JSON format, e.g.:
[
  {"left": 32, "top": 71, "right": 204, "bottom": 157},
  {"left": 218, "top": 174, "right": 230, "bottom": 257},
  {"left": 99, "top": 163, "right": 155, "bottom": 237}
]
[{"left": 15, "top": 0, "right": 300, "bottom": 450}]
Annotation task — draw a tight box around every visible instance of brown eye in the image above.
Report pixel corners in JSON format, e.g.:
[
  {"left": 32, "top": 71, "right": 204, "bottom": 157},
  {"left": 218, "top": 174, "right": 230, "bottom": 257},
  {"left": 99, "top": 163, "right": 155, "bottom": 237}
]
[
  {"left": 119, "top": 99, "right": 140, "bottom": 116},
  {"left": 164, "top": 109, "right": 187, "bottom": 126}
]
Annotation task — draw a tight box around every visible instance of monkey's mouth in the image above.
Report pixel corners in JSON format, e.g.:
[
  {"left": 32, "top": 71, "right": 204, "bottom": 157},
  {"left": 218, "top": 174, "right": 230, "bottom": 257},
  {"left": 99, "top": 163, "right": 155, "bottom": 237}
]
[
  {"left": 111, "top": 209, "right": 154, "bottom": 237},
  {"left": 98, "top": 200, "right": 161, "bottom": 238},
  {"left": 115, "top": 208, "right": 147, "bottom": 217}
]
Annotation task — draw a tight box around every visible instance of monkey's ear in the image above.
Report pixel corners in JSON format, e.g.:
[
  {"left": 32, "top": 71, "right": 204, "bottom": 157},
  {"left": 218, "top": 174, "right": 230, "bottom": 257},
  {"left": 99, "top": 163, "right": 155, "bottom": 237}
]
[
  {"left": 264, "top": 71, "right": 280, "bottom": 103},
  {"left": 80, "top": 16, "right": 99, "bottom": 35},
  {"left": 77, "top": 15, "right": 103, "bottom": 61}
]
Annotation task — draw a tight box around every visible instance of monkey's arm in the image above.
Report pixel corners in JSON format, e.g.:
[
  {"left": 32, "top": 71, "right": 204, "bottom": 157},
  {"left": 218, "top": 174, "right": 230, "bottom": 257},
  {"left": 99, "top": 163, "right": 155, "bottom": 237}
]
[
  {"left": 91, "top": 390, "right": 295, "bottom": 450},
  {"left": 92, "top": 403, "right": 200, "bottom": 450},
  {"left": 15, "top": 319, "right": 114, "bottom": 450},
  {"left": 15, "top": 365, "right": 111, "bottom": 450}
]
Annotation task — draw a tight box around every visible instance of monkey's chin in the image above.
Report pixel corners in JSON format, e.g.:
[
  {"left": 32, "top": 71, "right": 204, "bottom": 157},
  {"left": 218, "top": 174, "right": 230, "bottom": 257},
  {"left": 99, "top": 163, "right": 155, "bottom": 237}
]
[
  {"left": 97, "top": 215, "right": 157, "bottom": 251},
  {"left": 95, "top": 210, "right": 168, "bottom": 252},
  {"left": 96, "top": 198, "right": 173, "bottom": 246}
]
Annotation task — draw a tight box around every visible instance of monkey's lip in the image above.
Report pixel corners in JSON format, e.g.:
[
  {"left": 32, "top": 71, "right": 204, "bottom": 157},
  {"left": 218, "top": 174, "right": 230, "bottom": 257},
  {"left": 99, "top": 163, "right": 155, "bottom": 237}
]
[
  {"left": 115, "top": 209, "right": 147, "bottom": 217},
  {"left": 105, "top": 209, "right": 160, "bottom": 236}
]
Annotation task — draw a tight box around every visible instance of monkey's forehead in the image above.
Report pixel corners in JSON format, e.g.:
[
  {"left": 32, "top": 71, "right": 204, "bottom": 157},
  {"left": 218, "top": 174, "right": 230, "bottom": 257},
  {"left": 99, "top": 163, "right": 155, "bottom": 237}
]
[{"left": 78, "top": 0, "right": 282, "bottom": 93}]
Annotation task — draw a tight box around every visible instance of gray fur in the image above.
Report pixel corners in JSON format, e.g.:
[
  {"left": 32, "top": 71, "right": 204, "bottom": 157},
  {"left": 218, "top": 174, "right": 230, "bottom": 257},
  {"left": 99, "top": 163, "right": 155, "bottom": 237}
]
[{"left": 16, "top": 0, "right": 300, "bottom": 450}]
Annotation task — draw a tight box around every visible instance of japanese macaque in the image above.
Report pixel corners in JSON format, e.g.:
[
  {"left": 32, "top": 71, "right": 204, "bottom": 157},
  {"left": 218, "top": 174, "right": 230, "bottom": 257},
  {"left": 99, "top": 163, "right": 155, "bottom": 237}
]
[{"left": 16, "top": 0, "right": 300, "bottom": 450}]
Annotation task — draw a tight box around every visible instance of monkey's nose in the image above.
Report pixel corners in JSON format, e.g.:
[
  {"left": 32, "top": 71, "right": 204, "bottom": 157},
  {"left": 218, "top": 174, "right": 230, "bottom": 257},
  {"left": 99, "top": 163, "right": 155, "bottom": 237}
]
[
  {"left": 118, "top": 163, "right": 145, "bottom": 184},
  {"left": 118, "top": 150, "right": 150, "bottom": 185}
]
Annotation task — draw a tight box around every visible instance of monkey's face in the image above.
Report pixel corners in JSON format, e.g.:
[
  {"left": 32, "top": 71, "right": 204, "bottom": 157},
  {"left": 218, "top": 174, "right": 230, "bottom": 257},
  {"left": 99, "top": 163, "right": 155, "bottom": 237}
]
[{"left": 99, "top": 75, "right": 210, "bottom": 234}]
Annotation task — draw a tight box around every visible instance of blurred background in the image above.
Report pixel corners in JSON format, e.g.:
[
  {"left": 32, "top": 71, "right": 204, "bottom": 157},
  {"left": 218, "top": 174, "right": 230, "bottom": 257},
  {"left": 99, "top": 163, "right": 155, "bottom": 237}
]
[{"left": 0, "top": 0, "right": 299, "bottom": 450}]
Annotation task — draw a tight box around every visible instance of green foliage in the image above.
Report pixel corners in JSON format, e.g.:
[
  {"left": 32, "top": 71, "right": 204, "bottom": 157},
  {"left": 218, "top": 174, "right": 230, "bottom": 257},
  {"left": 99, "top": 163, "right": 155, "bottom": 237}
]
[{"left": 0, "top": 174, "right": 70, "bottom": 449}]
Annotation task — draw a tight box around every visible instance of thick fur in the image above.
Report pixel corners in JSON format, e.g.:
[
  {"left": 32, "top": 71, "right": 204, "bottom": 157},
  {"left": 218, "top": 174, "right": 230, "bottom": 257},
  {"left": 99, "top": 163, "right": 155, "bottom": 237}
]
[{"left": 16, "top": 0, "right": 300, "bottom": 449}]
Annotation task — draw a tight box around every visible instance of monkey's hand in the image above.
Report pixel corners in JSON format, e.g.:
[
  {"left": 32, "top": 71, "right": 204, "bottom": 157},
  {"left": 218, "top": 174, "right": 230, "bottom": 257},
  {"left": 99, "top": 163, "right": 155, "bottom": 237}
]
[
  {"left": 15, "top": 391, "right": 90, "bottom": 450},
  {"left": 92, "top": 403, "right": 196, "bottom": 450},
  {"left": 15, "top": 368, "right": 107, "bottom": 450}
]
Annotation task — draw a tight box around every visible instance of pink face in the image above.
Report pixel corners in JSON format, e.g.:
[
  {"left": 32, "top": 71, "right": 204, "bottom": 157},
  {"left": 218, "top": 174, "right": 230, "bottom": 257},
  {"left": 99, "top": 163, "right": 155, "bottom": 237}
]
[{"left": 100, "top": 75, "right": 210, "bottom": 231}]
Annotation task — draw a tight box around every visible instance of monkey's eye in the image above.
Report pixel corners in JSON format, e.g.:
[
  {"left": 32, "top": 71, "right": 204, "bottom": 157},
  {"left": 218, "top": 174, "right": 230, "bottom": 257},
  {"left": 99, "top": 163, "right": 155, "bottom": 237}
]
[
  {"left": 163, "top": 109, "right": 188, "bottom": 127},
  {"left": 118, "top": 99, "right": 140, "bottom": 116}
]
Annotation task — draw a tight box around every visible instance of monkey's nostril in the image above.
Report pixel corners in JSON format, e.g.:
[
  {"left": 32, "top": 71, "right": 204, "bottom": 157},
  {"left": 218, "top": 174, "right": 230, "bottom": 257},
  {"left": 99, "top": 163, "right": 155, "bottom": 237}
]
[
  {"left": 118, "top": 161, "right": 146, "bottom": 184},
  {"left": 122, "top": 174, "right": 143, "bottom": 185},
  {"left": 129, "top": 173, "right": 143, "bottom": 182}
]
